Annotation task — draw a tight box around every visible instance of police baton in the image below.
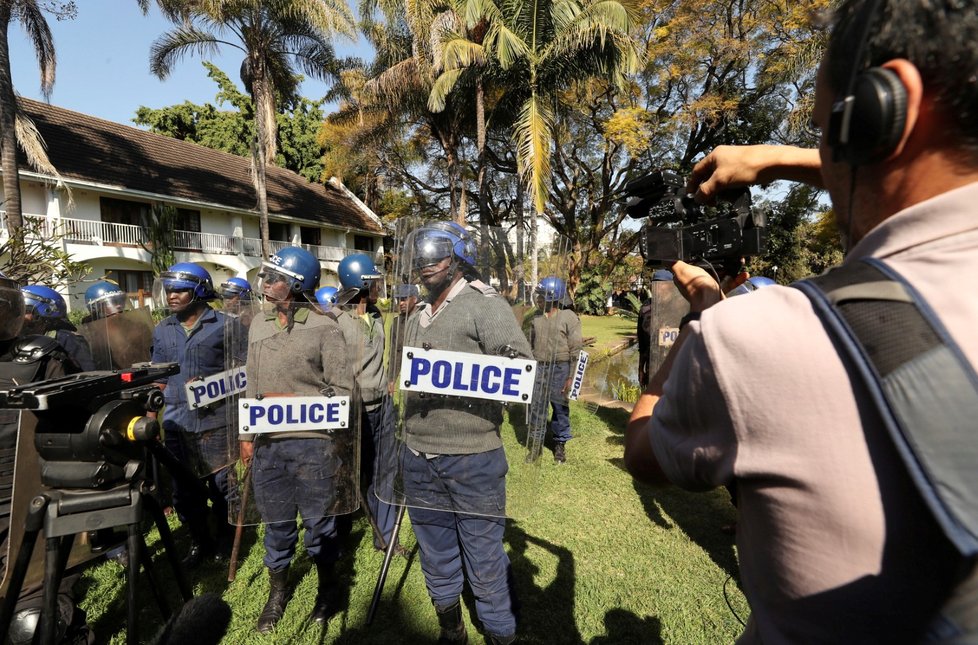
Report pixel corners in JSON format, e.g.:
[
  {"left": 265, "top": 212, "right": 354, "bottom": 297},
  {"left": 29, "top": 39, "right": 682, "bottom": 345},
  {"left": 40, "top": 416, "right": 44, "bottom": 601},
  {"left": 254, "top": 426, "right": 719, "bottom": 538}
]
[
  {"left": 366, "top": 503, "right": 406, "bottom": 625},
  {"left": 227, "top": 462, "right": 252, "bottom": 582}
]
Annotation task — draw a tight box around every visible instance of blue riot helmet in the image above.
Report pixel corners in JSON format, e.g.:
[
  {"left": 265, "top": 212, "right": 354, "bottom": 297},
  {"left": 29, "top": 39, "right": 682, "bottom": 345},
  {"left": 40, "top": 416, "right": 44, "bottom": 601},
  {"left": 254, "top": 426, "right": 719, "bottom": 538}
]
[
  {"left": 21, "top": 285, "right": 68, "bottom": 319},
  {"left": 315, "top": 286, "right": 339, "bottom": 311},
  {"left": 338, "top": 253, "right": 381, "bottom": 290},
  {"left": 259, "top": 246, "right": 321, "bottom": 299},
  {"left": 0, "top": 273, "right": 25, "bottom": 341},
  {"left": 727, "top": 275, "right": 776, "bottom": 298},
  {"left": 220, "top": 276, "right": 252, "bottom": 301},
  {"left": 85, "top": 280, "right": 128, "bottom": 319},
  {"left": 536, "top": 276, "right": 567, "bottom": 303},
  {"left": 160, "top": 262, "right": 216, "bottom": 300},
  {"left": 392, "top": 284, "right": 419, "bottom": 299},
  {"left": 651, "top": 269, "right": 674, "bottom": 282},
  {"left": 412, "top": 221, "right": 477, "bottom": 270}
]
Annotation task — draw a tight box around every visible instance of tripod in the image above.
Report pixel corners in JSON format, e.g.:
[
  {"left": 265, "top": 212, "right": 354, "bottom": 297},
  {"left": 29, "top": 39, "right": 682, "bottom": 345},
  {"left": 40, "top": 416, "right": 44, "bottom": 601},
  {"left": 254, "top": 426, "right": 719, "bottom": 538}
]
[{"left": 0, "top": 480, "right": 192, "bottom": 645}]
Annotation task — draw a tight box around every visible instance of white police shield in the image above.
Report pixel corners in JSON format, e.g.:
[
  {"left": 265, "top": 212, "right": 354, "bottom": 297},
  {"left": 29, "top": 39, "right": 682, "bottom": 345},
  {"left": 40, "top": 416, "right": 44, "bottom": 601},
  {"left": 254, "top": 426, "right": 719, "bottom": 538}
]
[
  {"left": 225, "top": 295, "right": 361, "bottom": 526},
  {"left": 377, "top": 219, "right": 569, "bottom": 518},
  {"left": 77, "top": 308, "right": 154, "bottom": 371},
  {"left": 638, "top": 280, "right": 686, "bottom": 384}
]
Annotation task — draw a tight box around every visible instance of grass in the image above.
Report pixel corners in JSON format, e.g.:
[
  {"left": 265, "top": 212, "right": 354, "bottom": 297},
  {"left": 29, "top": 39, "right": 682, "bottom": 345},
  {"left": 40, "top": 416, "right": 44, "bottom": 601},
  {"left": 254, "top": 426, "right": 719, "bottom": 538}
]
[
  {"left": 579, "top": 315, "right": 636, "bottom": 358},
  {"left": 74, "top": 401, "right": 748, "bottom": 644}
]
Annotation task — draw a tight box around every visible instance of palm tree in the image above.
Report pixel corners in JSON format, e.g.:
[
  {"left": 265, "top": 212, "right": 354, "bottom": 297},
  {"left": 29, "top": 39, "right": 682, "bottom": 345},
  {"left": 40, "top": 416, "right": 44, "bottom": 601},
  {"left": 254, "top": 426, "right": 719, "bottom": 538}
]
[
  {"left": 428, "top": 0, "right": 641, "bottom": 216},
  {"left": 0, "top": 0, "right": 55, "bottom": 238},
  {"left": 150, "top": 0, "right": 356, "bottom": 258}
]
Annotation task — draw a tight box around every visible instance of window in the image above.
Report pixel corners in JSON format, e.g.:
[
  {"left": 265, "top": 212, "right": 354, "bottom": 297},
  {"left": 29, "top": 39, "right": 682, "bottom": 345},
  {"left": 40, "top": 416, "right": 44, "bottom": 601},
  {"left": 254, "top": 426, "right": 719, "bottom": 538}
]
[
  {"left": 106, "top": 269, "right": 154, "bottom": 295},
  {"left": 175, "top": 208, "right": 201, "bottom": 233},
  {"left": 269, "top": 222, "right": 289, "bottom": 241},
  {"left": 300, "top": 226, "right": 321, "bottom": 246},
  {"left": 100, "top": 197, "right": 149, "bottom": 226},
  {"left": 354, "top": 235, "right": 374, "bottom": 252}
]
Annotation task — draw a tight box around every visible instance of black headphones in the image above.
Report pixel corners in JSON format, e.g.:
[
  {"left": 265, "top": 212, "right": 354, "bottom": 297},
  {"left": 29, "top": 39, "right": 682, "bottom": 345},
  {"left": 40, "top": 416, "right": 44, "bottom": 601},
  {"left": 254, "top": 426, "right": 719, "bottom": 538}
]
[{"left": 826, "top": 0, "right": 907, "bottom": 166}]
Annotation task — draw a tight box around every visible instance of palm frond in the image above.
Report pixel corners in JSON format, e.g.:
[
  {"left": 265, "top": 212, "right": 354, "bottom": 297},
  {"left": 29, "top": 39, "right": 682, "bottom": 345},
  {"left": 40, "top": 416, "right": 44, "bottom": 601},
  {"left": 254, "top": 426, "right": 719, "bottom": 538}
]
[
  {"left": 15, "top": 111, "right": 72, "bottom": 210},
  {"left": 150, "top": 26, "right": 224, "bottom": 79},
  {"left": 513, "top": 94, "right": 554, "bottom": 214},
  {"left": 428, "top": 68, "right": 464, "bottom": 112},
  {"left": 14, "top": 0, "right": 56, "bottom": 99}
]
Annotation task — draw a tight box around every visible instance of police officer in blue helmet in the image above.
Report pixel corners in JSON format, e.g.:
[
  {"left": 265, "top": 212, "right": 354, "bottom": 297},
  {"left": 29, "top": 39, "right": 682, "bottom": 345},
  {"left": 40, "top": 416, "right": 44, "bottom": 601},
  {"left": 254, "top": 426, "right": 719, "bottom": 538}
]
[
  {"left": 393, "top": 221, "right": 531, "bottom": 645},
  {"left": 150, "top": 263, "right": 234, "bottom": 570},
  {"left": 333, "top": 253, "right": 404, "bottom": 556},
  {"left": 0, "top": 274, "right": 93, "bottom": 643},
  {"left": 83, "top": 280, "right": 128, "bottom": 321},
  {"left": 314, "top": 286, "right": 338, "bottom": 312},
  {"left": 528, "top": 276, "right": 584, "bottom": 463},
  {"left": 239, "top": 246, "right": 355, "bottom": 632},
  {"left": 21, "top": 285, "right": 96, "bottom": 371},
  {"left": 220, "top": 276, "right": 254, "bottom": 327}
]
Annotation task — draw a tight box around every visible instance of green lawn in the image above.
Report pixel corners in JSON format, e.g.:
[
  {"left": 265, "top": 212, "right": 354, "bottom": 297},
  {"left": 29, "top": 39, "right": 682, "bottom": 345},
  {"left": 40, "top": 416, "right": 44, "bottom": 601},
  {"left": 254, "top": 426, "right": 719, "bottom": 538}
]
[
  {"left": 76, "top": 401, "right": 747, "bottom": 644},
  {"left": 580, "top": 314, "right": 637, "bottom": 357}
]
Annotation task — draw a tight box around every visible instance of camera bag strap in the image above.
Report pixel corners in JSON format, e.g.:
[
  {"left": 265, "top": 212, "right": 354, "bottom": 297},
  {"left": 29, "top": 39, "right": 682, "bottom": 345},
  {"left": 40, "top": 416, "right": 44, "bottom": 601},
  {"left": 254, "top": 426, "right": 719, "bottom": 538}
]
[{"left": 794, "top": 257, "right": 978, "bottom": 638}]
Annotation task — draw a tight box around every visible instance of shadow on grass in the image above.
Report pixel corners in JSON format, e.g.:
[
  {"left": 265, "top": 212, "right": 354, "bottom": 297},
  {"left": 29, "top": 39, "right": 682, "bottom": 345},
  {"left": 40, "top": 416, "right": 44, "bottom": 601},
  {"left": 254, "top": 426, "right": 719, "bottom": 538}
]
[
  {"left": 588, "top": 609, "right": 663, "bottom": 645},
  {"left": 505, "top": 520, "right": 582, "bottom": 644},
  {"left": 598, "top": 406, "right": 740, "bottom": 582}
]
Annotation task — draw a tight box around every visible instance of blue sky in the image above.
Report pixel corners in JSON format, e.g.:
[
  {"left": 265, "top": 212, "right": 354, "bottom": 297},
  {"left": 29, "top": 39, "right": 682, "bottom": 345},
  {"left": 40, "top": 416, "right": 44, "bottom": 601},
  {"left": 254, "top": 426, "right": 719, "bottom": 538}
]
[{"left": 9, "top": 3, "right": 370, "bottom": 127}]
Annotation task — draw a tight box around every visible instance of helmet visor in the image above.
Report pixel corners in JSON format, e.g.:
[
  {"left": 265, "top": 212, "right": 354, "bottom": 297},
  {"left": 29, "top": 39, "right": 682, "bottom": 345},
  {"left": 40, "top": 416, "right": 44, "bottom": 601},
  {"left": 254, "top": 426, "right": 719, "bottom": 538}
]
[{"left": 0, "top": 284, "right": 24, "bottom": 341}]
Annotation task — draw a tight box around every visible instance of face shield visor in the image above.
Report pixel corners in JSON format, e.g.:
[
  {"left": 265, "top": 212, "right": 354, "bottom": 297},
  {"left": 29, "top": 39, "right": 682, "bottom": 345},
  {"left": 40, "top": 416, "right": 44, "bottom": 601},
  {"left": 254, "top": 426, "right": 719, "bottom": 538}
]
[{"left": 0, "top": 279, "right": 25, "bottom": 341}]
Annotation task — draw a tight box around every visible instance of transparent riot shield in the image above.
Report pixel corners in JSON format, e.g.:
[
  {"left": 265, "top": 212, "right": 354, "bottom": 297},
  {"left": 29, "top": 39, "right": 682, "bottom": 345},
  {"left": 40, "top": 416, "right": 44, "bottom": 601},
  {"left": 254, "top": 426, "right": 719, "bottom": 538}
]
[
  {"left": 147, "top": 287, "right": 239, "bottom": 481},
  {"left": 226, "top": 294, "right": 361, "bottom": 526},
  {"left": 641, "top": 280, "right": 686, "bottom": 380},
  {"left": 77, "top": 308, "right": 154, "bottom": 371},
  {"left": 378, "top": 219, "right": 568, "bottom": 519}
]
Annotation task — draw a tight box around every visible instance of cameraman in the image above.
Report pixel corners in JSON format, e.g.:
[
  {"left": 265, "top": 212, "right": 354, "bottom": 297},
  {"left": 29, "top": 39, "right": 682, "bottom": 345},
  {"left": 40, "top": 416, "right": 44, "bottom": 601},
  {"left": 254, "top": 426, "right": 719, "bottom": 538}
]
[{"left": 624, "top": 1, "right": 978, "bottom": 642}]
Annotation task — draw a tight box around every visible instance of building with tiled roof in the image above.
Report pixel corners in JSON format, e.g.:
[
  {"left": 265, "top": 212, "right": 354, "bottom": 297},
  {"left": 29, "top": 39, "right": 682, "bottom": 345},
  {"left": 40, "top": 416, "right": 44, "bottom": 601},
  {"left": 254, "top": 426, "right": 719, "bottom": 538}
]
[{"left": 1, "top": 98, "right": 384, "bottom": 311}]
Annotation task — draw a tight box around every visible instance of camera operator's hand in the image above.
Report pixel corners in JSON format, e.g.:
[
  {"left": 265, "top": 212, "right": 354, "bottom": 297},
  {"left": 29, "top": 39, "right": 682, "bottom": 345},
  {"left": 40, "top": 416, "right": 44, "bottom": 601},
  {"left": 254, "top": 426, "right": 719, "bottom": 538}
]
[
  {"left": 687, "top": 145, "right": 824, "bottom": 204},
  {"left": 239, "top": 440, "right": 254, "bottom": 466},
  {"left": 668, "top": 260, "right": 724, "bottom": 312}
]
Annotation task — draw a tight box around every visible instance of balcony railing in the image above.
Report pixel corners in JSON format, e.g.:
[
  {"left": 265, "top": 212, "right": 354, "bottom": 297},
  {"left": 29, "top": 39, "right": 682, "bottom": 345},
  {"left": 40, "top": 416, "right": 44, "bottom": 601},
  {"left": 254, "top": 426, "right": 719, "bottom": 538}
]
[{"left": 1, "top": 213, "right": 377, "bottom": 263}]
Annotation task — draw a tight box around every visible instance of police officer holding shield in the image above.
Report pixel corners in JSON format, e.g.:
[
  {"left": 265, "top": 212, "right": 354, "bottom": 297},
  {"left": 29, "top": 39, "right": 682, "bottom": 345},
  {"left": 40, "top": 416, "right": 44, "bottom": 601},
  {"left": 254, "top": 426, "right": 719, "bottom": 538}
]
[
  {"left": 150, "top": 263, "right": 234, "bottom": 569},
  {"left": 21, "top": 285, "right": 95, "bottom": 372},
  {"left": 397, "top": 222, "right": 531, "bottom": 645},
  {"left": 238, "top": 246, "right": 355, "bottom": 633}
]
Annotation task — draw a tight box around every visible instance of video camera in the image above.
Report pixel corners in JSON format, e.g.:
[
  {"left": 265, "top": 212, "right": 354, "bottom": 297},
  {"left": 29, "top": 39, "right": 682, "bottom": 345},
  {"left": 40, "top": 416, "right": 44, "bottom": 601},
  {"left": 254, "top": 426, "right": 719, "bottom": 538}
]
[
  {"left": 625, "top": 169, "right": 767, "bottom": 268},
  {"left": 0, "top": 363, "right": 178, "bottom": 489}
]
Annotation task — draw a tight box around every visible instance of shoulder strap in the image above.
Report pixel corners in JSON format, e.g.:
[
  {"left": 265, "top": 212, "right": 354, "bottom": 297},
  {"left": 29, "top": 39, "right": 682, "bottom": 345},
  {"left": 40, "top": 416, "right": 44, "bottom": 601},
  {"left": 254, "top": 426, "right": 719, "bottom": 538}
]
[{"left": 794, "top": 259, "right": 978, "bottom": 557}]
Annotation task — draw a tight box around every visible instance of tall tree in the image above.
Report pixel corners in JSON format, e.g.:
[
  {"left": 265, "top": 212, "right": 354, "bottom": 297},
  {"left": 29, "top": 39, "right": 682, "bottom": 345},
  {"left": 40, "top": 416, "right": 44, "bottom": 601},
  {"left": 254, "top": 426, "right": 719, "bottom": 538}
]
[
  {"left": 0, "top": 0, "right": 69, "bottom": 239},
  {"left": 150, "top": 0, "right": 356, "bottom": 258},
  {"left": 427, "top": 0, "right": 642, "bottom": 216}
]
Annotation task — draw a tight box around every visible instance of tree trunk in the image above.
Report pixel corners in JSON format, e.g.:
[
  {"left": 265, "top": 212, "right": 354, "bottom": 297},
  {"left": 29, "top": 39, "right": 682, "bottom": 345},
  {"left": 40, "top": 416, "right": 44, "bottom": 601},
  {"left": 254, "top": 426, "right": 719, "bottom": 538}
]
[
  {"left": 251, "top": 73, "right": 273, "bottom": 259},
  {"left": 0, "top": 3, "right": 23, "bottom": 239}
]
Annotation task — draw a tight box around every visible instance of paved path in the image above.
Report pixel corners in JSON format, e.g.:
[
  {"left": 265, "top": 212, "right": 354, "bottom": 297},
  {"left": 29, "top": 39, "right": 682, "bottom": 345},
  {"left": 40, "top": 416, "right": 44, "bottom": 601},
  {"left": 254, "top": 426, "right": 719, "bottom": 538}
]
[{"left": 574, "top": 336, "right": 637, "bottom": 411}]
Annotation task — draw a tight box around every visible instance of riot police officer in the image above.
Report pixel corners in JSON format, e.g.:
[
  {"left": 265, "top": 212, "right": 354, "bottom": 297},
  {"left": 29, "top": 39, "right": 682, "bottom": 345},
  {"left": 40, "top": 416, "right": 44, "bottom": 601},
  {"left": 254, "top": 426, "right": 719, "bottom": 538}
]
[
  {"left": 150, "top": 263, "right": 234, "bottom": 569},
  {"left": 528, "top": 276, "right": 584, "bottom": 463},
  {"left": 238, "top": 246, "right": 355, "bottom": 632},
  {"left": 397, "top": 222, "right": 531, "bottom": 645},
  {"left": 335, "top": 253, "right": 403, "bottom": 555},
  {"left": 21, "top": 285, "right": 95, "bottom": 372}
]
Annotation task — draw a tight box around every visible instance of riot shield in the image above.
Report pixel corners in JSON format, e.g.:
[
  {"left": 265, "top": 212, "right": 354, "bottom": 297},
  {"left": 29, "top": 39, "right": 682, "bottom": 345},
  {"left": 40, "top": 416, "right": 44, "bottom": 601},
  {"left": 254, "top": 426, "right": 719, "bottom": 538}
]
[
  {"left": 378, "top": 219, "right": 568, "bottom": 519},
  {"left": 226, "top": 294, "right": 361, "bottom": 526},
  {"left": 77, "top": 308, "right": 154, "bottom": 371},
  {"left": 640, "top": 280, "right": 686, "bottom": 380},
  {"left": 148, "top": 288, "right": 240, "bottom": 480}
]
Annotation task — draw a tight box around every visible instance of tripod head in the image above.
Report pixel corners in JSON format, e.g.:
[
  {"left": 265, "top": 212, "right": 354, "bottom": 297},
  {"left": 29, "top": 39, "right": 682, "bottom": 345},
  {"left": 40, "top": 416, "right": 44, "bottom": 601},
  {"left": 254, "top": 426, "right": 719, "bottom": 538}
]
[{"left": 0, "top": 363, "right": 178, "bottom": 488}]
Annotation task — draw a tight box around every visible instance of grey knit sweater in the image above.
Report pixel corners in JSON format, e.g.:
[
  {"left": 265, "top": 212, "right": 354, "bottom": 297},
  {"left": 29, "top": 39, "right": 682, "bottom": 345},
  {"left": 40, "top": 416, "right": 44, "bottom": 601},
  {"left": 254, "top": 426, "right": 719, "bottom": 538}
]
[
  {"left": 529, "top": 308, "right": 584, "bottom": 362},
  {"left": 241, "top": 306, "right": 353, "bottom": 442},
  {"left": 337, "top": 308, "right": 387, "bottom": 407},
  {"left": 402, "top": 281, "right": 532, "bottom": 454}
]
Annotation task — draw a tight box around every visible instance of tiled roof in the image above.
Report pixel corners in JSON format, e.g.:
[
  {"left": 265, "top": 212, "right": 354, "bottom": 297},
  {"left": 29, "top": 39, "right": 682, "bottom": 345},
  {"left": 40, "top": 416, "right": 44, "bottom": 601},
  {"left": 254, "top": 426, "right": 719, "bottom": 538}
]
[{"left": 17, "top": 97, "right": 382, "bottom": 234}]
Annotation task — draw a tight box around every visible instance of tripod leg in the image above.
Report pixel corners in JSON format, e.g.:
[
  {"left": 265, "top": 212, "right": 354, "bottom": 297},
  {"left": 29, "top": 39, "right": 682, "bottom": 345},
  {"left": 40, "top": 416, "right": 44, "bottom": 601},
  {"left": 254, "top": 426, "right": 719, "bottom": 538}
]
[
  {"left": 366, "top": 504, "right": 406, "bottom": 626},
  {"left": 126, "top": 522, "right": 141, "bottom": 645},
  {"left": 138, "top": 534, "right": 171, "bottom": 621},
  {"left": 0, "top": 494, "right": 49, "bottom": 639},
  {"left": 144, "top": 494, "right": 192, "bottom": 601},
  {"left": 40, "top": 535, "right": 64, "bottom": 645}
]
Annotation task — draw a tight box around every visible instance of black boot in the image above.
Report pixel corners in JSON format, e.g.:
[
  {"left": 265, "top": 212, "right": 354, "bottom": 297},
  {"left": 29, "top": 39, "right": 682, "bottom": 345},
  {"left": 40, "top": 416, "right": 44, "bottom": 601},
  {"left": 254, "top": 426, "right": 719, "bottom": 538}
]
[
  {"left": 256, "top": 567, "right": 289, "bottom": 633},
  {"left": 435, "top": 600, "right": 467, "bottom": 644},
  {"left": 554, "top": 442, "right": 566, "bottom": 464},
  {"left": 310, "top": 560, "right": 335, "bottom": 625},
  {"left": 488, "top": 633, "right": 516, "bottom": 645}
]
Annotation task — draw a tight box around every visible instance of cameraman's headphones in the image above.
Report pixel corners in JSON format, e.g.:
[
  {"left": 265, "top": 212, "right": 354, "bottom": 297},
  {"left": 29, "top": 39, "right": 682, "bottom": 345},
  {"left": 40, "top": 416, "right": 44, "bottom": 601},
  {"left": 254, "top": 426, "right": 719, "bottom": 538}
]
[{"left": 827, "top": 0, "right": 907, "bottom": 166}]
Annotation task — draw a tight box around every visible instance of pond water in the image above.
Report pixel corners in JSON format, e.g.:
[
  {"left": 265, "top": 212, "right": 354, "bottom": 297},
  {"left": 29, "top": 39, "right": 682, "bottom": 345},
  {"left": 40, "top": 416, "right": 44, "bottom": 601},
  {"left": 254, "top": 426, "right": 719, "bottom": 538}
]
[{"left": 581, "top": 343, "right": 641, "bottom": 401}]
